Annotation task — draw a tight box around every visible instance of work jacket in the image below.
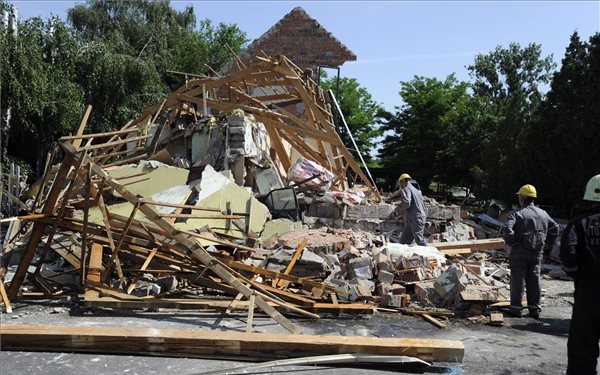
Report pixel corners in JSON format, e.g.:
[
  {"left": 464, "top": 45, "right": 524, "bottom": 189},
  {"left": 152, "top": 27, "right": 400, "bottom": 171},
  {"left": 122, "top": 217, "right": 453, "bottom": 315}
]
[
  {"left": 504, "top": 203, "right": 559, "bottom": 253},
  {"left": 399, "top": 184, "right": 427, "bottom": 223},
  {"left": 560, "top": 208, "right": 600, "bottom": 286}
]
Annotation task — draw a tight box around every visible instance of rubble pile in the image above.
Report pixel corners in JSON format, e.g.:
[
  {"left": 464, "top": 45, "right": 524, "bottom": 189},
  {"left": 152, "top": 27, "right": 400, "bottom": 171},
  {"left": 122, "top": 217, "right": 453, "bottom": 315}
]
[{"left": 1, "top": 55, "right": 510, "bottom": 335}]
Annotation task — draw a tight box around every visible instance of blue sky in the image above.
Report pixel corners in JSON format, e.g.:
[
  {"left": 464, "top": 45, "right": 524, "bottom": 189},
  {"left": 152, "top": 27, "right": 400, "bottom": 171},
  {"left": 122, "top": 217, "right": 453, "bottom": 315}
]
[{"left": 9, "top": 1, "right": 600, "bottom": 112}]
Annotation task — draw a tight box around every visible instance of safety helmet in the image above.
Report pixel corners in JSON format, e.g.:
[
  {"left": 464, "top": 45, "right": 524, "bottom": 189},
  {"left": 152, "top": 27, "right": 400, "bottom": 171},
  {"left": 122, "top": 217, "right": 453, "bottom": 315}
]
[
  {"left": 516, "top": 184, "right": 537, "bottom": 198},
  {"left": 583, "top": 174, "right": 600, "bottom": 202},
  {"left": 398, "top": 173, "right": 411, "bottom": 182}
]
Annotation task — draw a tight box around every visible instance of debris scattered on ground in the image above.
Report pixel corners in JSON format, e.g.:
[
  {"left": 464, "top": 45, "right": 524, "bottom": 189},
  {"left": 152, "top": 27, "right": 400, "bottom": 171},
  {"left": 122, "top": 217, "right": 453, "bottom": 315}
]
[{"left": 0, "top": 54, "right": 570, "bottom": 366}]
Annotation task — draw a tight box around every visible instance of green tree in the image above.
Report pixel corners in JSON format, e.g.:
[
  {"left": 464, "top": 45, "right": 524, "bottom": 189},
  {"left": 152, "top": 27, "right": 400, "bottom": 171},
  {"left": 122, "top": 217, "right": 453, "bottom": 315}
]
[
  {"left": 525, "top": 32, "right": 600, "bottom": 216},
  {"left": 378, "top": 74, "right": 476, "bottom": 193},
  {"left": 74, "top": 40, "right": 164, "bottom": 133},
  {"left": 66, "top": 0, "right": 247, "bottom": 132},
  {"left": 68, "top": 0, "right": 246, "bottom": 89},
  {"left": 1, "top": 14, "right": 83, "bottom": 176},
  {"left": 320, "top": 76, "right": 384, "bottom": 166},
  {"left": 467, "top": 43, "right": 555, "bottom": 203}
]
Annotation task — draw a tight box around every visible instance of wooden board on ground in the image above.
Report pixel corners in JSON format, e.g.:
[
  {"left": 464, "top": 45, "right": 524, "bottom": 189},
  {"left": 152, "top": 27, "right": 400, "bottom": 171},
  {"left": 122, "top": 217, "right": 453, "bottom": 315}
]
[
  {"left": 432, "top": 238, "right": 505, "bottom": 253},
  {"left": 0, "top": 324, "right": 465, "bottom": 363},
  {"left": 82, "top": 295, "right": 377, "bottom": 314}
]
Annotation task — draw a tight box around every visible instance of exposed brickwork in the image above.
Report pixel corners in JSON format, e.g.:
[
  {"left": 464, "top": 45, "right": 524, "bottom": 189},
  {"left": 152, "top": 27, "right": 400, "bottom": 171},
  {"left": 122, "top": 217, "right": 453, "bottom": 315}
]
[{"left": 221, "top": 7, "right": 356, "bottom": 74}]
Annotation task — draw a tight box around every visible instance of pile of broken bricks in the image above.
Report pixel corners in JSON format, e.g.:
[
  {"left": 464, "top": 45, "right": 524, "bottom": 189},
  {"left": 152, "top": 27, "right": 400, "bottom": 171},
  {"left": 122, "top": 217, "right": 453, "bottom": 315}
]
[
  {"left": 0, "top": 54, "right": 514, "bottom": 330},
  {"left": 0, "top": 54, "right": 521, "bottom": 366}
]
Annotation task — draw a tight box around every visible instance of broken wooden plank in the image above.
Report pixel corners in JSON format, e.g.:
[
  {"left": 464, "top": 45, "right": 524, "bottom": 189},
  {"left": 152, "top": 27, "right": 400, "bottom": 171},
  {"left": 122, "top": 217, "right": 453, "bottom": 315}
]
[
  {"left": 432, "top": 238, "right": 506, "bottom": 253},
  {"left": 71, "top": 104, "right": 93, "bottom": 148},
  {"left": 50, "top": 242, "right": 81, "bottom": 270},
  {"left": 87, "top": 245, "right": 103, "bottom": 283},
  {"left": 0, "top": 214, "right": 51, "bottom": 223},
  {"left": 60, "top": 126, "right": 141, "bottom": 142},
  {"left": 220, "top": 258, "right": 343, "bottom": 295},
  {"left": 88, "top": 282, "right": 144, "bottom": 301},
  {"left": 0, "top": 324, "right": 465, "bottom": 363},
  {"left": 7, "top": 150, "right": 77, "bottom": 298},
  {"left": 421, "top": 313, "right": 447, "bottom": 329},
  {"left": 438, "top": 248, "right": 473, "bottom": 255},
  {"left": 401, "top": 310, "right": 455, "bottom": 318},
  {"left": 67, "top": 146, "right": 304, "bottom": 335},
  {"left": 246, "top": 294, "right": 256, "bottom": 333},
  {"left": 80, "top": 295, "right": 376, "bottom": 315},
  {"left": 0, "top": 279, "right": 13, "bottom": 313},
  {"left": 77, "top": 134, "right": 151, "bottom": 152},
  {"left": 277, "top": 238, "right": 308, "bottom": 288}
]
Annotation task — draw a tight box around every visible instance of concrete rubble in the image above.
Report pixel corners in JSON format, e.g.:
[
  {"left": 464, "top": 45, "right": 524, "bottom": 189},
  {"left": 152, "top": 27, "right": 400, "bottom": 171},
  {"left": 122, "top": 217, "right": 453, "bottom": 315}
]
[
  {"left": 0, "top": 54, "right": 549, "bottom": 366},
  {"left": 1, "top": 122, "right": 513, "bottom": 322}
]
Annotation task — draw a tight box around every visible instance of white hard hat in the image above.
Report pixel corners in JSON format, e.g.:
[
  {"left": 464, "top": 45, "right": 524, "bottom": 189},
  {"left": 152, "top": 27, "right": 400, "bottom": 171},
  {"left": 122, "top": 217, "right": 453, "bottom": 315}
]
[{"left": 583, "top": 174, "right": 600, "bottom": 202}]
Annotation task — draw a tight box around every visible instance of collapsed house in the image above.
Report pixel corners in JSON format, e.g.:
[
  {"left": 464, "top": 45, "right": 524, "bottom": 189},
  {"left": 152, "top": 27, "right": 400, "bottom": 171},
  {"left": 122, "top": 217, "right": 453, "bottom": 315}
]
[
  {"left": 0, "top": 7, "right": 521, "bottom": 367},
  {"left": 0, "top": 52, "right": 522, "bottom": 366}
]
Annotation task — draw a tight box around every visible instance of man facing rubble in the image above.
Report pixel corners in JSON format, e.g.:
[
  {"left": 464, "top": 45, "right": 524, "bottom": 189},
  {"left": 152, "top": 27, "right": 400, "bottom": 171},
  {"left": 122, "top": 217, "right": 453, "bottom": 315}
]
[
  {"left": 559, "top": 174, "right": 600, "bottom": 375},
  {"left": 503, "top": 184, "right": 559, "bottom": 319},
  {"left": 388, "top": 173, "right": 427, "bottom": 246}
]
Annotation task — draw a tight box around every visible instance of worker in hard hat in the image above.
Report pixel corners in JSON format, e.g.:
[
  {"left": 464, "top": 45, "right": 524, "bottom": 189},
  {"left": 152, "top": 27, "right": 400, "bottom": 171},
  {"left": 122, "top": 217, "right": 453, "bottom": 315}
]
[
  {"left": 389, "top": 173, "right": 427, "bottom": 246},
  {"left": 503, "top": 184, "right": 559, "bottom": 319},
  {"left": 559, "top": 174, "right": 600, "bottom": 375}
]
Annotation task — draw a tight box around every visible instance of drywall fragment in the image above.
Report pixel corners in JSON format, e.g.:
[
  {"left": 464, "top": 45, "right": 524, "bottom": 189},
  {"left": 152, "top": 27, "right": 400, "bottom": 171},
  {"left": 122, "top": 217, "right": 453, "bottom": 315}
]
[
  {"left": 107, "top": 161, "right": 188, "bottom": 198},
  {"left": 259, "top": 218, "right": 299, "bottom": 241},
  {"left": 178, "top": 165, "right": 270, "bottom": 239}
]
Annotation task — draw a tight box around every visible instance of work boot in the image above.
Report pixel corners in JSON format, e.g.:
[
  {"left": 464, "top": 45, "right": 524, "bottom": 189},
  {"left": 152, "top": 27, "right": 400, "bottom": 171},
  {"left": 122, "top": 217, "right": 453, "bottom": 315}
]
[{"left": 507, "top": 308, "right": 523, "bottom": 318}]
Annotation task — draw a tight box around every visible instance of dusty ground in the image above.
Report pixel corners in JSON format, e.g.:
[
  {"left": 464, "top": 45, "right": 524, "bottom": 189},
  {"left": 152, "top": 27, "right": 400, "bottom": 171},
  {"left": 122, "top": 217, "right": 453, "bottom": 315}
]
[{"left": 0, "top": 261, "right": 580, "bottom": 375}]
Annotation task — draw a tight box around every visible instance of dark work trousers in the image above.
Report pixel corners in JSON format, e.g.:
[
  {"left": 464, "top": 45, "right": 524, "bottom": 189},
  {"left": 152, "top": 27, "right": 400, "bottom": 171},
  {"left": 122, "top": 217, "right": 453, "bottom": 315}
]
[
  {"left": 567, "top": 286, "right": 600, "bottom": 375},
  {"left": 400, "top": 215, "right": 427, "bottom": 246},
  {"left": 508, "top": 247, "right": 543, "bottom": 316}
]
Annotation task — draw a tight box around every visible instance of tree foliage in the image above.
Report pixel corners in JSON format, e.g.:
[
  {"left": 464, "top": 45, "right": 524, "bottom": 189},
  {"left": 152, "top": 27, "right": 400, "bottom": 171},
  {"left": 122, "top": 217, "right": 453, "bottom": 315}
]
[
  {"left": 1, "top": 0, "right": 247, "bottom": 177},
  {"left": 68, "top": 0, "right": 246, "bottom": 89},
  {"left": 73, "top": 40, "right": 165, "bottom": 133},
  {"left": 524, "top": 32, "right": 600, "bottom": 216},
  {"left": 3, "top": 0, "right": 600, "bottom": 219},
  {"left": 378, "top": 75, "right": 476, "bottom": 193},
  {"left": 1, "top": 14, "right": 83, "bottom": 174},
  {"left": 467, "top": 43, "right": 555, "bottom": 204},
  {"left": 320, "top": 76, "right": 384, "bottom": 166}
]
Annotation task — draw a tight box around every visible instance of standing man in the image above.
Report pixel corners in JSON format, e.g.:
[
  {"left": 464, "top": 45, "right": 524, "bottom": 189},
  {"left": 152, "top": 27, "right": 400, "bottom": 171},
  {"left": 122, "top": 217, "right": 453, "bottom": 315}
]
[
  {"left": 390, "top": 173, "right": 427, "bottom": 246},
  {"left": 560, "top": 174, "right": 600, "bottom": 375},
  {"left": 503, "top": 184, "right": 559, "bottom": 318}
]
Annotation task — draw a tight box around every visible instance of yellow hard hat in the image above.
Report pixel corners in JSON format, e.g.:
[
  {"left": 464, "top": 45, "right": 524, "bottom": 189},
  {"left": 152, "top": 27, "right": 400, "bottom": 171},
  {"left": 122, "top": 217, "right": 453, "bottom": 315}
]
[
  {"left": 517, "top": 184, "right": 537, "bottom": 198},
  {"left": 398, "top": 173, "right": 411, "bottom": 182},
  {"left": 583, "top": 174, "right": 600, "bottom": 202}
]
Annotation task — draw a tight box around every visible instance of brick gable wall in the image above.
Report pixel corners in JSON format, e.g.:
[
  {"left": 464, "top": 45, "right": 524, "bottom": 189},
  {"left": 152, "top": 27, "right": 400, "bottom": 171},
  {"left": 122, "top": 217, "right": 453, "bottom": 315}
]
[{"left": 221, "top": 7, "right": 356, "bottom": 74}]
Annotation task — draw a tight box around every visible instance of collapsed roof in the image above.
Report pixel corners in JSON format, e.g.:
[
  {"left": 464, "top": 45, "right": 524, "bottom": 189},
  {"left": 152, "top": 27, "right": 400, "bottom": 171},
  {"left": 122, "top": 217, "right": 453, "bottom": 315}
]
[
  {"left": 3, "top": 54, "right": 384, "bottom": 334},
  {"left": 130, "top": 54, "right": 379, "bottom": 200},
  {"left": 0, "top": 52, "right": 511, "bottom": 354}
]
